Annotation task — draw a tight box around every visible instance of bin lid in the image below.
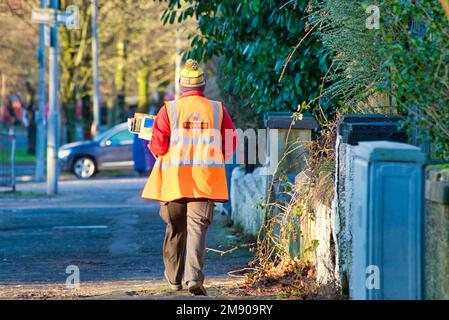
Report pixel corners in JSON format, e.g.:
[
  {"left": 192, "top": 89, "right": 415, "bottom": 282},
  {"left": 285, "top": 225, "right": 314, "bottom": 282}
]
[
  {"left": 337, "top": 114, "right": 407, "bottom": 145},
  {"left": 263, "top": 112, "right": 318, "bottom": 129},
  {"left": 338, "top": 122, "right": 408, "bottom": 145},
  {"left": 354, "top": 141, "right": 426, "bottom": 163},
  {"left": 339, "top": 114, "right": 403, "bottom": 124}
]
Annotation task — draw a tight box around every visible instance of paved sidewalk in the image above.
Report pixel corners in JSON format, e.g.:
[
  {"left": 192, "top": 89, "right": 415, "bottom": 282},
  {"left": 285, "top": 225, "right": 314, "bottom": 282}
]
[{"left": 0, "top": 178, "right": 253, "bottom": 299}]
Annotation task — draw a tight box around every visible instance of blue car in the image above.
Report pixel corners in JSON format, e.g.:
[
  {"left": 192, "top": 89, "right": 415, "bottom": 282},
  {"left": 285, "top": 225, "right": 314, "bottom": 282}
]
[{"left": 58, "top": 123, "right": 135, "bottom": 179}]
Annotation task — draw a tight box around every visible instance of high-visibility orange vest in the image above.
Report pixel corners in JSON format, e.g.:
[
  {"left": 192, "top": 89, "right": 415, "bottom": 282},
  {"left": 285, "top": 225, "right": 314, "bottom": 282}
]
[{"left": 141, "top": 95, "right": 228, "bottom": 202}]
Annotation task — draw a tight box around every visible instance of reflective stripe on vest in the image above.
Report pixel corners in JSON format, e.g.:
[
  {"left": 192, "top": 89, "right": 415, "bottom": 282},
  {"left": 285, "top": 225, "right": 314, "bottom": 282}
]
[{"left": 153, "top": 159, "right": 224, "bottom": 170}]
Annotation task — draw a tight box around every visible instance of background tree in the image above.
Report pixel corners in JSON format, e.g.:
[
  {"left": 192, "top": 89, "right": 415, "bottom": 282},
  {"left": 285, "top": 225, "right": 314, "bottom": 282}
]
[
  {"left": 59, "top": 0, "right": 94, "bottom": 142},
  {"left": 99, "top": 0, "right": 179, "bottom": 125},
  {"left": 0, "top": 0, "right": 39, "bottom": 151},
  {"left": 1, "top": 0, "right": 189, "bottom": 144}
]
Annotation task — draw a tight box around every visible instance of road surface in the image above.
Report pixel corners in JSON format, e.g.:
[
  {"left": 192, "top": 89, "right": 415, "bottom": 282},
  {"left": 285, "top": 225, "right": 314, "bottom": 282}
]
[{"left": 0, "top": 177, "right": 253, "bottom": 299}]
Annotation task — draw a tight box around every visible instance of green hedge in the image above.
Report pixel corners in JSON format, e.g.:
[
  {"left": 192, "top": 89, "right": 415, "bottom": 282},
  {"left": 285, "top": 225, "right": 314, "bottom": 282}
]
[{"left": 310, "top": 0, "right": 449, "bottom": 159}]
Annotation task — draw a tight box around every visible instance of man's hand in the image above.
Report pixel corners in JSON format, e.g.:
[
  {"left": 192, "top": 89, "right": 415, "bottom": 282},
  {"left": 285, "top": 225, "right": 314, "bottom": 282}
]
[{"left": 147, "top": 142, "right": 157, "bottom": 159}]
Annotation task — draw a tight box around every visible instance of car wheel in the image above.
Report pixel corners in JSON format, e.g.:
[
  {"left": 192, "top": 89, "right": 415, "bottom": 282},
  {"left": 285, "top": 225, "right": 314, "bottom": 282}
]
[{"left": 73, "top": 157, "right": 96, "bottom": 179}]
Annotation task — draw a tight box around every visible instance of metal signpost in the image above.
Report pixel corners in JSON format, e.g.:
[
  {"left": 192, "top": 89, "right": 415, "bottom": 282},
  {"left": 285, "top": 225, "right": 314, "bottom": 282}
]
[
  {"left": 91, "top": 0, "right": 101, "bottom": 136},
  {"left": 35, "top": 0, "right": 49, "bottom": 183},
  {"left": 32, "top": 0, "right": 79, "bottom": 195},
  {"left": 47, "top": 0, "right": 59, "bottom": 195}
]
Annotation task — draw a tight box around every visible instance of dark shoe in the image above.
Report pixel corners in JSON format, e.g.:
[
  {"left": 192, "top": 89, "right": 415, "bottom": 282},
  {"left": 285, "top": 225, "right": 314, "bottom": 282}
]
[
  {"left": 187, "top": 281, "right": 208, "bottom": 296},
  {"left": 164, "top": 271, "right": 182, "bottom": 291}
]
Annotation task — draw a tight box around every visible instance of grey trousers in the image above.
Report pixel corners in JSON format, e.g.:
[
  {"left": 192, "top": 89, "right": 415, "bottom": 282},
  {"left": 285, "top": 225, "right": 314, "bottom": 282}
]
[{"left": 159, "top": 200, "right": 214, "bottom": 286}]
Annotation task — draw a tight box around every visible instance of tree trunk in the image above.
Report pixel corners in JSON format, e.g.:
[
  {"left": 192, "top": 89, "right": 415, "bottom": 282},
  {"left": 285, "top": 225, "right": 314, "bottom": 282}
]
[
  {"left": 59, "top": 9, "right": 77, "bottom": 144},
  {"left": 107, "top": 78, "right": 117, "bottom": 128},
  {"left": 59, "top": 0, "right": 93, "bottom": 140},
  {"left": 81, "top": 94, "right": 93, "bottom": 140},
  {"left": 64, "top": 96, "right": 77, "bottom": 143},
  {"left": 27, "top": 121, "right": 37, "bottom": 154},
  {"left": 24, "top": 82, "right": 36, "bottom": 155},
  {"left": 138, "top": 66, "right": 150, "bottom": 113},
  {"left": 115, "top": 36, "right": 127, "bottom": 122}
]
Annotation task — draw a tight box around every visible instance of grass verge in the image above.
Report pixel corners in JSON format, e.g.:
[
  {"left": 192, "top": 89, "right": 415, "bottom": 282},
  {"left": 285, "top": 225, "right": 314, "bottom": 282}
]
[
  {"left": 14, "top": 147, "right": 36, "bottom": 164},
  {"left": 0, "top": 190, "right": 46, "bottom": 198}
]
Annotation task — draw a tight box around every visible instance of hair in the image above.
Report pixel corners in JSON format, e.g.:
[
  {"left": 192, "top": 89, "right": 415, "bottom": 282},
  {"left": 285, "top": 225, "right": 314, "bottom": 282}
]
[{"left": 180, "top": 84, "right": 206, "bottom": 93}]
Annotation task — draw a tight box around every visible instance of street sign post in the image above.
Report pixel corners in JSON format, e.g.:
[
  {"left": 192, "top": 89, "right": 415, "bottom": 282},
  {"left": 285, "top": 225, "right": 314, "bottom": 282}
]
[
  {"left": 32, "top": 0, "right": 79, "bottom": 195},
  {"left": 47, "top": 0, "right": 59, "bottom": 196},
  {"left": 91, "top": 0, "right": 101, "bottom": 136},
  {"left": 44, "top": 25, "right": 51, "bottom": 47},
  {"left": 34, "top": 0, "right": 48, "bottom": 183}
]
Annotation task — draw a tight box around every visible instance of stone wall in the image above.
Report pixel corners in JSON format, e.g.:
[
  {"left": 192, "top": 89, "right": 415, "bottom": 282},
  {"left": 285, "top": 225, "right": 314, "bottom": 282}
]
[
  {"left": 332, "top": 134, "right": 355, "bottom": 292},
  {"left": 230, "top": 163, "right": 338, "bottom": 285},
  {"left": 294, "top": 172, "right": 336, "bottom": 285},
  {"left": 313, "top": 201, "right": 337, "bottom": 285},
  {"left": 331, "top": 114, "right": 407, "bottom": 295},
  {"left": 227, "top": 112, "right": 448, "bottom": 299},
  {"left": 230, "top": 167, "right": 268, "bottom": 237},
  {"left": 424, "top": 167, "right": 449, "bottom": 299}
]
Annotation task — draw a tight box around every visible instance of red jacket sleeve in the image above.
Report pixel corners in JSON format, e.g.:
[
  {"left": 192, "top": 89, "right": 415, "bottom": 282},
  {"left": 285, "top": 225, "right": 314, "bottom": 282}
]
[
  {"left": 221, "top": 106, "right": 237, "bottom": 161},
  {"left": 149, "top": 106, "right": 171, "bottom": 156}
]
